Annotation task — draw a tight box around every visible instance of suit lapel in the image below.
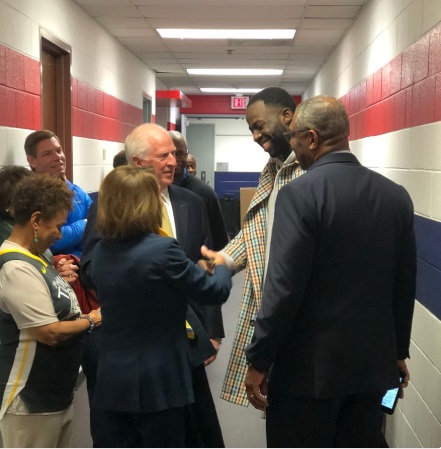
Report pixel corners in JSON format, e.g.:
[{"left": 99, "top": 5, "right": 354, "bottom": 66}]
[{"left": 168, "top": 185, "right": 188, "bottom": 243}]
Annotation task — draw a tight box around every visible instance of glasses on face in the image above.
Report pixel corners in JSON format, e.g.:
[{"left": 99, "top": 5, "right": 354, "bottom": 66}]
[
  {"left": 283, "top": 128, "right": 311, "bottom": 143},
  {"left": 175, "top": 150, "right": 189, "bottom": 159}
]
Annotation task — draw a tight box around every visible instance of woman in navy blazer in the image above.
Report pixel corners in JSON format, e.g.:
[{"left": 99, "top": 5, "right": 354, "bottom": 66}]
[{"left": 90, "top": 166, "right": 231, "bottom": 448}]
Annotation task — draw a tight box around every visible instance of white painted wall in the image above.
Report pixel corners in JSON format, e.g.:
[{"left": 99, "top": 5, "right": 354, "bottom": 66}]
[
  {"left": 306, "top": 0, "right": 441, "bottom": 446},
  {"left": 187, "top": 116, "right": 269, "bottom": 173}
]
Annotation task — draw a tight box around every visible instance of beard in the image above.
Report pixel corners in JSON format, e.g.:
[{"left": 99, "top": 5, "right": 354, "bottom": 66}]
[{"left": 268, "top": 134, "right": 292, "bottom": 159}]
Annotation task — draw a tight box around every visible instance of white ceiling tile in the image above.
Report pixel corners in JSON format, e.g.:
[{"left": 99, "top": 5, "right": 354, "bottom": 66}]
[
  {"left": 294, "top": 36, "right": 341, "bottom": 46},
  {"left": 111, "top": 28, "right": 157, "bottom": 38},
  {"left": 146, "top": 18, "right": 301, "bottom": 28},
  {"left": 296, "top": 28, "right": 345, "bottom": 39},
  {"left": 79, "top": 5, "right": 142, "bottom": 18},
  {"left": 118, "top": 36, "right": 163, "bottom": 46},
  {"left": 76, "top": 0, "right": 132, "bottom": 4},
  {"left": 126, "top": 44, "right": 170, "bottom": 52},
  {"left": 137, "top": 52, "right": 176, "bottom": 59},
  {"left": 302, "top": 18, "right": 353, "bottom": 29},
  {"left": 306, "top": 5, "right": 362, "bottom": 19},
  {"left": 308, "top": 0, "right": 366, "bottom": 5},
  {"left": 71, "top": 0, "right": 369, "bottom": 96},
  {"left": 133, "top": 0, "right": 307, "bottom": 5},
  {"left": 96, "top": 18, "right": 148, "bottom": 28},
  {"left": 137, "top": 6, "right": 305, "bottom": 19}
]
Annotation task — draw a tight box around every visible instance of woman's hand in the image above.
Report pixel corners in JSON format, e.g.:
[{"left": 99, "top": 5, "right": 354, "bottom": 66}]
[
  {"left": 55, "top": 257, "right": 79, "bottom": 285},
  {"left": 88, "top": 308, "right": 102, "bottom": 328}
]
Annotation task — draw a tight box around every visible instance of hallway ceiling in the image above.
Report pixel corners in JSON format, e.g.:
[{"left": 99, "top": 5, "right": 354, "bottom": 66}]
[{"left": 73, "top": 0, "right": 369, "bottom": 96}]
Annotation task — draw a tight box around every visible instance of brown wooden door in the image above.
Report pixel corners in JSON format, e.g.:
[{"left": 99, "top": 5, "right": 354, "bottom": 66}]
[{"left": 41, "top": 31, "right": 72, "bottom": 181}]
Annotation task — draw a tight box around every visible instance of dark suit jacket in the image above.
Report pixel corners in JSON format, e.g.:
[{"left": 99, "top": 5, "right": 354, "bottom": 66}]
[
  {"left": 168, "top": 184, "right": 225, "bottom": 338},
  {"left": 80, "top": 185, "right": 223, "bottom": 364},
  {"left": 176, "top": 174, "right": 229, "bottom": 251},
  {"left": 245, "top": 152, "right": 416, "bottom": 399},
  {"left": 90, "top": 233, "right": 231, "bottom": 413}
]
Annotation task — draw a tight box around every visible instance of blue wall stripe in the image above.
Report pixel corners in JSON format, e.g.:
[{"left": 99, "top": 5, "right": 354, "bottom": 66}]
[
  {"left": 414, "top": 215, "right": 441, "bottom": 319},
  {"left": 214, "top": 171, "right": 260, "bottom": 199}
]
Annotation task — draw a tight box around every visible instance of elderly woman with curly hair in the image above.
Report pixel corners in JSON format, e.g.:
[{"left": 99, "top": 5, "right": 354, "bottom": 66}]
[
  {"left": 0, "top": 165, "right": 80, "bottom": 284},
  {"left": 0, "top": 173, "right": 102, "bottom": 448}
]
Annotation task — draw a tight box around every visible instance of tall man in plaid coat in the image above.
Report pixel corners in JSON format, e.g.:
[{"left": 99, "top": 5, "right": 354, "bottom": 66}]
[{"left": 220, "top": 87, "right": 304, "bottom": 406}]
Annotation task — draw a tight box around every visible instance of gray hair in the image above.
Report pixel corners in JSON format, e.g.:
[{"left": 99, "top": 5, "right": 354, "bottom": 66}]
[
  {"left": 295, "top": 96, "right": 349, "bottom": 143},
  {"left": 124, "top": 123, "right": 168, "bottom": 166},
  {"left": 168, "top": 130, "right": 186, "bottom": 145}
]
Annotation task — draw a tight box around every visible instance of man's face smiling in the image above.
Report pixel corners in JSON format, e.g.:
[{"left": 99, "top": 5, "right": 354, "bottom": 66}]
[
  {"left": 246, "top": 100, "right": 292, "bottom": 160},
  {"left": 138, "top": 131, "right": 177, "bottom": 191},
  {"left": 27, "top": 137, "right": 66, "bottom": 178}
]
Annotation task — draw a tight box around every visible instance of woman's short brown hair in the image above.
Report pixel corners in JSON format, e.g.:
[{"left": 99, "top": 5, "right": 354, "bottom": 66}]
[
  {"left": 97, "top": 166, "right": 162, "bottom": 239},
  {"left": 12, "top": 173, "right": 73, "bottom": 225}
]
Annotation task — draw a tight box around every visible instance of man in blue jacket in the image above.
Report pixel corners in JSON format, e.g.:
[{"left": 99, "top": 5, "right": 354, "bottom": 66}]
[{"left": 24, "top": 130, "right": 92, "bottom": 258}]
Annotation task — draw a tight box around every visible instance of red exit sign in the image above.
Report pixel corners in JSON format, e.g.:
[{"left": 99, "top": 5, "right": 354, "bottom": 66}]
[{"left": 231, "top": 96, "right": 249, "bottom": 109}]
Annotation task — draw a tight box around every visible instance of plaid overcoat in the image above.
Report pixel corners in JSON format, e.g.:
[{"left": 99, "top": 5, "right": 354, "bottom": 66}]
[{"left": 221, "top": 156, "right": 303, "bottom": 406}]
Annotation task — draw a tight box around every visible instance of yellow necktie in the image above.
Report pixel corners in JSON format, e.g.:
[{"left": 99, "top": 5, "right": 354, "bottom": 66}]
[
  {"left": 158, "top": 199, "right": 193, "bottom": 340},
  {"left": 161, "top": 198, "right": 174, "bottom": 237}
]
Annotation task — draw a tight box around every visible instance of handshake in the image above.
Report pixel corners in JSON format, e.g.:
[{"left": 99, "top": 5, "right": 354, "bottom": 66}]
[{"left": 198, "top": 245, "right": 232, "bottom": 274}]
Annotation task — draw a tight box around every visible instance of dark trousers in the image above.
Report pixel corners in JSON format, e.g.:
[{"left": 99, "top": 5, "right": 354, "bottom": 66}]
[
  {"left": 103, "top": 407, "right": 186, "bottom": 448},
  {"left": 81, "top": 330, "right": 110, "bottom": 448},
  {"left": 184, "top": 364, "right": 225, "bottom": 448},
  {"left": 82, "top": 331, "right": 224, "bottom": 448},
  {"left": 266, "top": 392, "right": 384, "bottom": 448}
]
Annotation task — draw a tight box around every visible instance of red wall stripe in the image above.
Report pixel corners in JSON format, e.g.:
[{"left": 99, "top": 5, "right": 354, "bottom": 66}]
[
  {"left": 343, "top": 21, "right": 441, "bottom": 141},
  {"left": 0, "top": 44, "right": 40, "bottom": 129},
  {"left": 0, "top": 43, "right": 143, "bottom": 142},
  {"left": 72, "top": 78, "right": 143, "bottom": 142}
]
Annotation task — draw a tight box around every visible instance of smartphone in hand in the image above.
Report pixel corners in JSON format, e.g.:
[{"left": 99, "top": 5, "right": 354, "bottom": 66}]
[{"left": 381, "top": 377, "right": 403, "bottom": 415}]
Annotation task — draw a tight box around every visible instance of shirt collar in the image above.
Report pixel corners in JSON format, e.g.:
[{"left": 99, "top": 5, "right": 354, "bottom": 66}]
[{"left": 161, "top": 187, "right": 171, "bottom": 205}]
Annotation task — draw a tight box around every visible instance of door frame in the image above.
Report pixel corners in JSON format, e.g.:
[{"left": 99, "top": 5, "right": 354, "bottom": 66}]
[{"left": 40, "top": 28, "right": 73, "bottom": 181}]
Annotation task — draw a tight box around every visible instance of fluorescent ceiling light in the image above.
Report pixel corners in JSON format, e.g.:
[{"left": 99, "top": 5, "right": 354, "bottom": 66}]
[
  {"left": 188, "top": 69, "right": 283, "bottom": 76},
  {"left": 157, "top": 29, "right": 295, "bottom": 40},
  {"left": 200, "top": 88, "right": 262, "bottom": 93}
]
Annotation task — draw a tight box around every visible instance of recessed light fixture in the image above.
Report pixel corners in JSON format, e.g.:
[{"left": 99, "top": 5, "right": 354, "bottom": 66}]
[
  {"left": 200, "top": 88, "right": 262, "bottom": 93},
  {"left": 157, "top": 29, "right": 295, "bottom": 40},
  {"left": 188, "top": 69, "right": 283, "bottom": 76}
]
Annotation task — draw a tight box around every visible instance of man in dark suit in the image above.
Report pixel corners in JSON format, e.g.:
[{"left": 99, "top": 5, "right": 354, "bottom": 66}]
[
  {"left": 80, "top": 123, "right": 225, "bottom": 447},
  {"left": 170, "top": 130, "right": 229, "bottom": 252},
  {"left": 244, "top": 96, "right": 416, "bottom": 447}
]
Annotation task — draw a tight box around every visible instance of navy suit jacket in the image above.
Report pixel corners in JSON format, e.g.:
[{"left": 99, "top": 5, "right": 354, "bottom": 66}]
[
  {"left": 168, "top": 184, "right": 225, "bottom": 338},
  {"left": 80, "top": 185, "right": 223, "bottom": 364},
  {"left": 176, "top": 174, "right": 229, "bottom": 251},
  {"left": 91, "top": 233, "right": 231, "bottom": 413},
  {"left": 245, "top": 152, "right": 416, "bottom": 399}
]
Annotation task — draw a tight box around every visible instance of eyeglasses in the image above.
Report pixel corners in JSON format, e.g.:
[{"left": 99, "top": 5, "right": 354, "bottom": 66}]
[
  {"left": 175, "top": 150, "right": 189, "bottom": 159},
  {"left": 283, "top": 128, "right": 311, "bottom": 143}
]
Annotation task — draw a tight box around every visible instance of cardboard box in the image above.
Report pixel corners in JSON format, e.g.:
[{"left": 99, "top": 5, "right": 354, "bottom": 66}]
[{"left": 240, "top": 187, "right": 257, "bottom": 227}]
